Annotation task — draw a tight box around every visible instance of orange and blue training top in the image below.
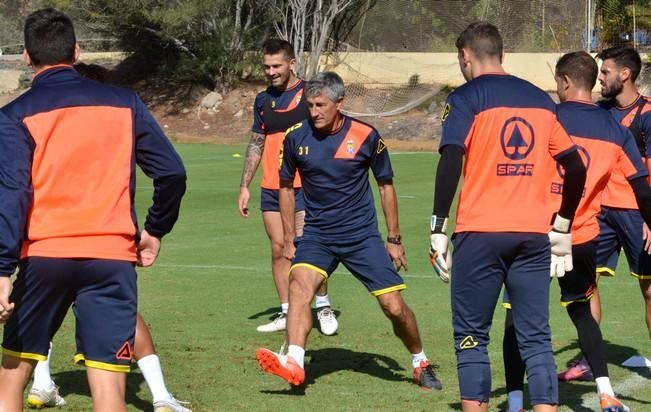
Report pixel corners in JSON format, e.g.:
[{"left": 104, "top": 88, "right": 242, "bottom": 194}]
[
  {"left": 0, "top": 65, "right": 186, "bottom": 275},
  {"left": 599, "top": 95, "right": 651, "bottom": 209},
  {"left": 279, "top": 115, "right": 392, "bottom": 242},
  {"left": 439, "top": 73, "right": 576, "bottom": 234},
  {"left": 252, "top": 80, "right": 308, "bottom": 189},
  {"left": 550, "top": 100, "right": 648, "bottom": 244}
]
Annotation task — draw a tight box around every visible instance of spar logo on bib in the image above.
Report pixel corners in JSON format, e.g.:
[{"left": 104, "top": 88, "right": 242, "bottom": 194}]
[{"left": 497, "top": 117, "right": 535, "bottom": 176}]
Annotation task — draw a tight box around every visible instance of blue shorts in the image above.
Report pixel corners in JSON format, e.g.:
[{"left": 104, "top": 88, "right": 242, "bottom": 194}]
[
  {"left": 503, "top": 240, "right": 596, "bottom": 308},
  {"left": 260, "top": 188, "right": 305, "bottom": 212},
  {"left": 2, "top": 257, "right": 137, "bottom": 372},
  {"left": 452, "top": 232, "right": 556, "bottom": 405},
  {"left": 290, "top": 234, "right": 405, "bottom": 296},
  {"left": 596, "top": 206, "right": 651, "bottom": 279}
]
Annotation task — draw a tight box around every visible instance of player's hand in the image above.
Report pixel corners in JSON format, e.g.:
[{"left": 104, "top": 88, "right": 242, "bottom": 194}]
[
  {"left": 238, "top": 187, "right": 250, "bottom": 217},
  {"left": 548, "top": 214, "right": 573, "bottom": 278},
  {"left": 137, "top": 230, "right": 162, "bottom": 267},
  {"left": 282, "top": 239, "right": 296, "bottom": 261},
  {"left": 429, "top": 215, "right": 451, "bottom": 282},
  {"left": 0, "top": 276, "right": 15, "bottom": 324},
  {"left": 386, "top": 243, "right": 408, "bottom": 272},
  {"left": 644, "top": 223, "right": 651, "bottom": 254}
]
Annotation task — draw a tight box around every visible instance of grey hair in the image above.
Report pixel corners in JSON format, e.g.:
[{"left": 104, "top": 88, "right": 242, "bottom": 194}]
[{"left": 305, "top": 71, "right": 345, "bottom": 102}]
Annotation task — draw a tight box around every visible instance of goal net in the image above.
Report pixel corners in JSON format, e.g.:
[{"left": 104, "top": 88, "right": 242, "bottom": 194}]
[{"left": 333, "top": 0, "right": 590, "bottom": 117}]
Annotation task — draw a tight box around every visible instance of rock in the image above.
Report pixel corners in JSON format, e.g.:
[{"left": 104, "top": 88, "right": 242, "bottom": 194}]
[
  {"left": 201, "top": 91, "right": 223, "bottom": 110},
  {"left": 0, "top": 70, "right": 24, "bottom": 93},
  {"left": 18, "top": 71, "right": 33, "bottom": 88},
  {"left": 181, "top": 108, "right": 190, "bottom": 114},
  {"left": 234, "top": 109, "right": 244, "bottom": 118}
]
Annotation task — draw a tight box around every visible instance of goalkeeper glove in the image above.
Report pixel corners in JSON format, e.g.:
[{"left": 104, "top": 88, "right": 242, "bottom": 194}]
[
  {"left": 430, "top": 215, "right": 451, "bottom": 283},
  {"left": 548, "top": 213, "right": 573, "bottom": 278}
]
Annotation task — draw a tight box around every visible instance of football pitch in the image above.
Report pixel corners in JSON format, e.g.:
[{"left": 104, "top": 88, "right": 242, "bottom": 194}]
[{"left": 27, "top": 143, "right": 651, "bottom": 411}]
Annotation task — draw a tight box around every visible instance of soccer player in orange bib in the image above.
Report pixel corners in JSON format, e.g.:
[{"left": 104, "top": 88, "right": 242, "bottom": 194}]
[
  {"left": 501, "top": 51, "right": 651, "bottom": 412},
  {"left": 558, "top": 45, "right": 651, "bottom": 383},
  {"left": 238, "top": 39, "right": 337, "bottom": 335},
  {"left": 0, "top": 9, "right": 186, "bottom": 411},
  {"left": 430, "top": 22, "right": 586, "bottom": 412}
]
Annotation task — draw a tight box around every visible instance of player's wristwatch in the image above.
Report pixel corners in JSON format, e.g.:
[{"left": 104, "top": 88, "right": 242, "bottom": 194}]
[{"left": 387, "top": 235, "right": 402, "bottom": 245}]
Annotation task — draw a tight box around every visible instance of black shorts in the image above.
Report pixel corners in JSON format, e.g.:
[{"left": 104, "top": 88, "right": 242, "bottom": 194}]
[
  {"left": 557, "top": 240, "right": 597, "bottom": 307},
  {"left": 2, "top": 257, "right": 137, "bottom": 372}
]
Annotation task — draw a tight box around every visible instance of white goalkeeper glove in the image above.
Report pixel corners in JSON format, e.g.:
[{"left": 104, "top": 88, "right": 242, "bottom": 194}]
[
  {"left": 430, "top": 215, "right": 452, "bottom": 283},
  {"left": 548, "top": 213, "right": 573, "bottom": 278}
]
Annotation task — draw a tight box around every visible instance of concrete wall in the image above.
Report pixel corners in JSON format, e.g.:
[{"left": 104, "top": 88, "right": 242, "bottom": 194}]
[{"left": 321, "top": 52, "right": 573, "bottom": 91}]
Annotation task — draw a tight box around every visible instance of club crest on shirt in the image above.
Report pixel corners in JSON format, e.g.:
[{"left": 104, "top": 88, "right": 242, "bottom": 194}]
[
  {"left": 271, "top": 100, "right": 276, "bottom": 108},
  {"left": 346, "top": 139, "right": 355, "bottom": 154},
  {"left": 441, "top": 103, "right": 451, "bottom": 122}
]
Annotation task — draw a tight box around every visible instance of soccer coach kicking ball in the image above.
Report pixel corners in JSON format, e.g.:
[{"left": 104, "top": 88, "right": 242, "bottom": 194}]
[{"left": 256, "top": 71, "right": 443, "bottom": 392}]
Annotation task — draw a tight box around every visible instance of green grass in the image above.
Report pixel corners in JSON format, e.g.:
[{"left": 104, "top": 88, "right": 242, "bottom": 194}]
[{"left": 15, "top": 144, "right": 651, "bottom": 410}]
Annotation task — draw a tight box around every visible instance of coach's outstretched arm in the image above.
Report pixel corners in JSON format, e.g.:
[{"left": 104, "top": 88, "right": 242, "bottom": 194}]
[
  {"left": 430, "top": 144, "right": 464, "bottom": 282},
  {"left": 134, "top": 96, "right": 187, "bottom": 267},
  {"left": 549, "top": 149, "right": 586, "bottom": 278},
  {"left": 0, "top": 113, "right": 33, "bottom": 323}
]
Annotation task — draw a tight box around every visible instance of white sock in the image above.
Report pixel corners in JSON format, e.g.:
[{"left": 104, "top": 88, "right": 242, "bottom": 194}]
[
  {"left": 315, "top": 294, "right": 331, "bottom": 309},
  {"left": 281, "top": 303, "right": 289, "bottom": 314},
  {"left": 32, "top": 343, "right": 55, "bottom": 391},
  {"left": 287, "top": 345, "right": 305, "bottom": 368},
  {"left": 137, "top": 354, "right": 173, "bottom": 403},
  {"left": 507, "top": 390, "right": 524, "bottom": 412},
  {"left": 411, "top": 350, "right": 427, "bottom": 368},
  {"left": 595, "top": 376, "right": 615, "bottom": 396}
]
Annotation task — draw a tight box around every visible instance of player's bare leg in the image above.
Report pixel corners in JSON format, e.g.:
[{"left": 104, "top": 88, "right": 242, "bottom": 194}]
[
  {"left": 135, "top": 314, "right": 192, "bottom": 411},
  {"left": 135, "top": 313, "right": 156, "bottom": 359},
  {"left": 461, "top": 400, "right": 489, "bottom": 412},
  {"left": 0, "top": 355, "right": 35, "bottom": 411},
  {"left": 375, "top": 291, "right": 422, "bottom": 353},
  {"left": 376, "top": 291, "right": 442, "bottom": 391},
  {"left": 591, "top": 272, "right": 602, "bottom": 323},
  {"left": 461, "top": 400, "right": 556, "bottom": 412},
  {"left": 255, "top": 267, "right": 322, "bottom": 385},
  {"left": 286, "top": 267, "right": 324, "bottom": 349},
  {"left": 262, "top": 211, "right": 291, "bottom": 305},
  {"left": 86, "top": 367, "right": 127, "bottom": 412},
  {"left": 640, "top": 278, "right": 651, "bottom": 340},
  {"left": 259, "top": 211, "right": 330, "bottom": 333}
]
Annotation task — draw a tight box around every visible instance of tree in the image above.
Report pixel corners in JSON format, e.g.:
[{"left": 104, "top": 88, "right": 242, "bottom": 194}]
[
  {"left": 38, "top": 0, "right": 275, "bottom": 87},
  {"left": 269, "top": 0, "right": 375, "bottom": 78}
]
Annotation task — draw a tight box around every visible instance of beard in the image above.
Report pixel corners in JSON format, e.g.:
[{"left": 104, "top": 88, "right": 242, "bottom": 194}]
[{"left": 601, "top": 80, "right": 624, "bottom": 99}]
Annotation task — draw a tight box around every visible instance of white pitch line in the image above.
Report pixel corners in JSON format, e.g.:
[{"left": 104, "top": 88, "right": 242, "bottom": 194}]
[{"left": 156, "top": 263, "right": 437, "bottom": 279}]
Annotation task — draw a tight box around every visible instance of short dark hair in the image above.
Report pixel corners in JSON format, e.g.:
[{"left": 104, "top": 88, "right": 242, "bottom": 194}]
[
  {"left": 262, "top": 38, "right": 295, "bottom": 60},
  {"left": 455, "top": 21, "right": 503, "bottom": 60},
  {"left": 24, "top": 8, "right": 76, "bottom": 67},
  {"left": 597, "top": 46, "right": 642, "bottom": 81},
  {"left": 555, "top": 51, "right": 598, "bottom": 90}
]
